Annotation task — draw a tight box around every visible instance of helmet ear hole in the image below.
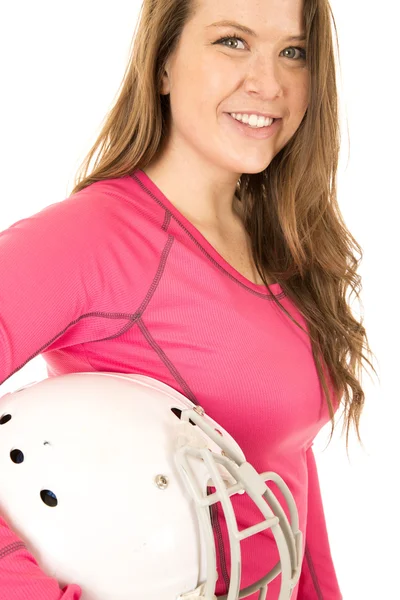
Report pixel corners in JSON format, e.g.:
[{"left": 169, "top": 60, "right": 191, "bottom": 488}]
[
  {"left": 10, "top": 449, "right": 24, "bottom": 464},
  {"left": 170, "top": 407, "right": 196, "bottom": 426},
  {"left": 0, "top": 414, "right": 12, "bottom": 425},
  {"left": 40, "top": 490, "right": 58, "bottom": 507}
]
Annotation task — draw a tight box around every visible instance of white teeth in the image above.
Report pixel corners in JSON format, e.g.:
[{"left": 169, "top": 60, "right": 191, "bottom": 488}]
[{"left": 231, "top": 113, "right": 274, "bottom": 128}]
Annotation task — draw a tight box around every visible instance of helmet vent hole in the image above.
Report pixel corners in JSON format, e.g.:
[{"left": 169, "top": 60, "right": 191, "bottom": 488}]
[
  {"left": 0, "top": 414, "right": 12, "bottom": 425},
  {"left": 170, "top": 407, "right": 196, "bottom": 426},
  {"left": 40, "top": 490, "right": 58, "bottom": 507},
  {"left": 10, "top": 449, "right": 24, "bottom": 464}
]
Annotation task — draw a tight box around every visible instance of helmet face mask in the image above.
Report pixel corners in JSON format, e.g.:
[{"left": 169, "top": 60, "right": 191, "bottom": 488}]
[{"left": 0, "top": 372, "right": 302, "bottom": 599}]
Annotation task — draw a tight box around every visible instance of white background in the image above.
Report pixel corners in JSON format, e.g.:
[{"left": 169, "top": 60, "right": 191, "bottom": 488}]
[{"left": 0, "top": 1, "right": 398, "bottom": 598}]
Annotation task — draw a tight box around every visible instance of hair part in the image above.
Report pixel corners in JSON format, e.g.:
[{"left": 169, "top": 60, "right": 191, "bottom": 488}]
[{"left": 69, "top": 0, "right": 378, "bottom": 457}]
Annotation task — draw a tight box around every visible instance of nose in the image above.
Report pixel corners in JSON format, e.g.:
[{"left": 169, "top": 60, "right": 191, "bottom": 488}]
[{"left": 243, "top": 55, "right": 283, "bottom": 99}]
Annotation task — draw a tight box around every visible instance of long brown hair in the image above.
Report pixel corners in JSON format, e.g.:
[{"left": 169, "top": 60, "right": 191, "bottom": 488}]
[{"left": 69, "top": 0, "right": 378, "bottom": 454}]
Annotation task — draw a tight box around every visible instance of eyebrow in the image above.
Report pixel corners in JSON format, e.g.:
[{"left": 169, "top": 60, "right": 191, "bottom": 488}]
[{"left": 206, "top": 20, "right": 306, "bottom": 42}]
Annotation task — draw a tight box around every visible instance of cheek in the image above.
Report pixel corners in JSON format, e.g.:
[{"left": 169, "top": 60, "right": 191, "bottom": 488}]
[
  {"left": 289, "top": 77, "right": 310, "bottom": 116},
  {"left": 172, "top": 67, "right": 226, "bottom": 123},
  {"left": 299, "top": 74, "right": 311, "bottom": 111},
  {"left": 176, "top": 58, "right": 220, "bottom": 105},
  {"left": 194, "top": 57, "right": 230, "bottom": 103}
]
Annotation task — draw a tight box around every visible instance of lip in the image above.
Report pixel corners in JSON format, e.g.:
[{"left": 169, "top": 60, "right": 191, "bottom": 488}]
[{"left": 223, "top": 112, "right": 282, "bottom": 140}]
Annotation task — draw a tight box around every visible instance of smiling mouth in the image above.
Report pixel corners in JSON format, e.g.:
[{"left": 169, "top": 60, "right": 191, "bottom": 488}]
[{"left": 227, "top": 113, "right": 281, "bottom": 129}]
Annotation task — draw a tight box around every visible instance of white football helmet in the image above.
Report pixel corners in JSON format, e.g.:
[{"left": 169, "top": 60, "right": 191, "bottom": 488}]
[{"left": 0, "top": 372, "right": 302, "bottom": 599}]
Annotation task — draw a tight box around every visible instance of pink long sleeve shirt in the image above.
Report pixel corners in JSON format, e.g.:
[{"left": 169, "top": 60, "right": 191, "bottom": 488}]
[{"left": 0, "top": 169, "right": 343, "bottom": 599}]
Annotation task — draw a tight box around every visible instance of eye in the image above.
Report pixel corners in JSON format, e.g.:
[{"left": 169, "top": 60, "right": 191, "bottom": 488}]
[
  {"left": 215, "top": 35, "right": 246, "bottom": 51},
  {"left": 282, "top": 46, "right": 307, "bottom": 61},
  {"left": 214, "top": 34, "right": 307, "bottom": 61}
]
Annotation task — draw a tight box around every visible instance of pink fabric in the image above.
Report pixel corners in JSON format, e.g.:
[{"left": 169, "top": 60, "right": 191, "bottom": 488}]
[{"left": 0, "top": 169, "right": 342, "bottom": 599}]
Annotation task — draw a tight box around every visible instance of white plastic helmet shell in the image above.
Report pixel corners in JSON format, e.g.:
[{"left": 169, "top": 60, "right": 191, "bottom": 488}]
[{"left": 0, "top": 373, "right": 302, "bottom": 599}]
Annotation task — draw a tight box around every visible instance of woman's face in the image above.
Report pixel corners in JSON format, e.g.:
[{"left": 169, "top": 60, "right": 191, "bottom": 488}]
[{"left": 161, "top": 0, "right": 310, "bottom": 177}]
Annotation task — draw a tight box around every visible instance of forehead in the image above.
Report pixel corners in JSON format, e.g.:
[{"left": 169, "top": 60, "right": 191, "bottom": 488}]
[{"left": 194, "top": 0, "right": 305, "bottom": 35}]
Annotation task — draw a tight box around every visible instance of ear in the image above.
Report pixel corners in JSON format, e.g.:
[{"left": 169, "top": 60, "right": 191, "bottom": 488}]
[{"left": 160, "top": 68, "right": 171, "bottom": 96}]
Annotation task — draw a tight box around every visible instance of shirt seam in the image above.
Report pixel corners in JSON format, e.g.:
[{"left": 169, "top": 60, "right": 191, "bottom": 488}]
[
  {"left": 305, "top": 543, "right": 324, "bottom": 599},
  {"left": 127, "top": 175, "right": 286, "bottom": 301},
  {"left": 1, "top": 236, "right": 174, "bottom": 386}
]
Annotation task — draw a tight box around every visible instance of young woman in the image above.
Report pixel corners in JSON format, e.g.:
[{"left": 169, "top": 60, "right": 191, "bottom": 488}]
[{"left": 0, "top": 0, "right": 376, "bottom": 598}]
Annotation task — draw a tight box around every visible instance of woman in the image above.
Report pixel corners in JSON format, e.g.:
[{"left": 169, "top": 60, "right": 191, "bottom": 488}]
[{"left": 0, "top": 0, "right": 376, "bottom": 598}]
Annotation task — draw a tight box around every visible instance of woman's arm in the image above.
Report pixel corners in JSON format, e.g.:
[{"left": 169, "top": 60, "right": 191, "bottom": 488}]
[
  {"left": 0, "top": 516, "right": 81, "bottom": 600},
  {"left": 296, "top": 445, "right": 343, "bottom": 600}
]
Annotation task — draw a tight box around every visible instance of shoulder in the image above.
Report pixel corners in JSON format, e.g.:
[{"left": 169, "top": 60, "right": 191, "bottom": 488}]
[
  {"left": 62, "top": 176, "right": 170, "bottom": 274},
  {"left": 64, "top": 174, "right": 166, "bottom": 238}
]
